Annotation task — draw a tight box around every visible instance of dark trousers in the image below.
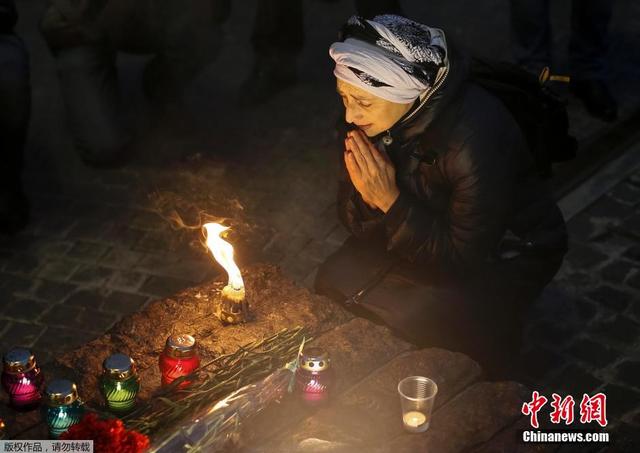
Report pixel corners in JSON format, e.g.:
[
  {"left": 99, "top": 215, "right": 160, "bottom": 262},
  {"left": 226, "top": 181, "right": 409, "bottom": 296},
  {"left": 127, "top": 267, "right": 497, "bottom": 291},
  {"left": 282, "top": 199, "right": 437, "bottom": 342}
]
[
  {"left": 54, "top": 46, "right": 126, "bottom": 164},
  {"left": 0, "top": 33, "right": 30, "bottom": 192},
  {"left": 510, "top": 0, "right": 613, "bottom": 79},
  {"left": 251, "top": 0, "right": 403, "bottom": 58},
  {"left": 315, "top": 236, "right": 564, "bottom": 378},
  {"left": 42, "top": 1, "right": 221, "bottom": 163},
  {"left": 52, "top": 44, "right": 215, "bottom": 164},
  {"left": 354, "top": 0, "right": 403, "bottom": 20}
]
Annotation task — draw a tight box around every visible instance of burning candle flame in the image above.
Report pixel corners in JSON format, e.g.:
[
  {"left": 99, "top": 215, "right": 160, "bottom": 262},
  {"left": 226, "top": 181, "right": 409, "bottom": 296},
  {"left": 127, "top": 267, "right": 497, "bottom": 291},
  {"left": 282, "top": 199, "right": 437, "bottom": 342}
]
[{"left": 203, "top": 223, "right": 244, "bottom": 291}]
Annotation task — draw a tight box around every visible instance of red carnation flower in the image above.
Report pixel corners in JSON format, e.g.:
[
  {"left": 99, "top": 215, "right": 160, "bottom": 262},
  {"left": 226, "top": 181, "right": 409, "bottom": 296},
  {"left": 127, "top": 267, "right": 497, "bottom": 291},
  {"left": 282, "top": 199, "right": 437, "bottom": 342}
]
[{"left": 60, "top": 413, "right": 150, "bottom": 453}]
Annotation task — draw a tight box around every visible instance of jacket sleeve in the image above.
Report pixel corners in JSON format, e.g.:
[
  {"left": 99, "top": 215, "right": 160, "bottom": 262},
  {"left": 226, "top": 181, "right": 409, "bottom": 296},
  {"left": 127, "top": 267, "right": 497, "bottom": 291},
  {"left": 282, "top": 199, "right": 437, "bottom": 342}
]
[
  {"left": 382, "top": 132, "right": 516, "bottom": 270},
  {"left": 0, "top": 0, "right": 17, "bottom": 33}
]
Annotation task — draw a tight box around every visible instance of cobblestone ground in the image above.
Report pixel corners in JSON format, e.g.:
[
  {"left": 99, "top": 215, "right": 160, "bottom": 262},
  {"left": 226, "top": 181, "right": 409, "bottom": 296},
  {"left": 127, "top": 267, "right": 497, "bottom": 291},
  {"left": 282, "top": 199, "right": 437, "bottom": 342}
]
[
  {"left": 519, "top": 165, "right": 640, "bottom": 451},
  {"left": 1, "top": 0, "right": 640, "bottom": 449}
]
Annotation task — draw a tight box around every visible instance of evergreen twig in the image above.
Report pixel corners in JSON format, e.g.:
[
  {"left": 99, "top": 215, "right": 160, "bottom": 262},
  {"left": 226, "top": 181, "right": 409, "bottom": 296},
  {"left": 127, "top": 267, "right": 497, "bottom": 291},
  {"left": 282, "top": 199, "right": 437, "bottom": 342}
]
[{"left": 124, "top": 327, "right": 309, "bottom": 439}]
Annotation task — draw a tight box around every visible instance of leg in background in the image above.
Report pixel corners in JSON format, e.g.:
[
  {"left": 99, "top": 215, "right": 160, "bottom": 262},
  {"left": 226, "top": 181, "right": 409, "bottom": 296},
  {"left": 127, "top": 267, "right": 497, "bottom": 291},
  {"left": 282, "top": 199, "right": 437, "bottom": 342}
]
[
  {"left": 54, "top": 45, "right": 131, "bottom": 167},
  {"left": 0, "top": 33, "right": 30, "bottom": 234},
  {"left": 240, "top": 0, "right": 304, "bottom": 105},
  {"left": 569, "top": 0, "right": 617, "bottom": 121},
  {"left": 509, "top": 0, "right": 551, "bottom": 75},
  {"left": 354, "top": 0, "right": 403, "bottom": 19}
]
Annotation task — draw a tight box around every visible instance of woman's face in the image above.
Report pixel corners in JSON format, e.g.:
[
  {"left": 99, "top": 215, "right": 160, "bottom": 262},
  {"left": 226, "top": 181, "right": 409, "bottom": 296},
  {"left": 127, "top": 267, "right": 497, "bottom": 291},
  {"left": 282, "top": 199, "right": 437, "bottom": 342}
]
[{"left": 336, "top": 79, "right": 414, "bottom": 137}]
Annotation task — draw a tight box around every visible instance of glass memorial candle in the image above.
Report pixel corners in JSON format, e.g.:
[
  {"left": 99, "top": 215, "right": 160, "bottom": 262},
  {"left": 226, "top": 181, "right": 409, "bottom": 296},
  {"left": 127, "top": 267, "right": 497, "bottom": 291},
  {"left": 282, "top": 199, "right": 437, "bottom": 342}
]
[
  {"left": 100, "top": 353, "right": 140, "bottom": 414},
  {"left": 0, "top": 418, "right": 5, "bottom": 440},
  {"left": 43, "top": 379, "right": 84, "bottom": 439},
  {"left": 159, "top": 334, "right": 200, "bottom": 388},
  {"left": 1, "top": 347, "right": 44, "bottom": 410},
  {"left": 295, "top": 348, "right": 334, "bottom": 405}
]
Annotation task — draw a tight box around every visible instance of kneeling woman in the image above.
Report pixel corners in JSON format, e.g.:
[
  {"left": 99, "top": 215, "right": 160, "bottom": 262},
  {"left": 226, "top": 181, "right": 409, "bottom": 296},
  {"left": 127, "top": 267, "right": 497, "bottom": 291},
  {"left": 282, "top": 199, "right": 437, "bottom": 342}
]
[{"left": 315, "top": 15, "right": 568, "bottom": 377}]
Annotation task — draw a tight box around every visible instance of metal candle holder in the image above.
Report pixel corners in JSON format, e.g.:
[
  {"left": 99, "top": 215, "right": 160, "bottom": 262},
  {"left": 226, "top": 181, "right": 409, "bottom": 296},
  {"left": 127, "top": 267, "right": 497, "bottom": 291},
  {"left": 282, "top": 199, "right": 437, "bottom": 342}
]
[
  {"left": 216, "top": 285, "right": 249, "bottom": 325},
  {"left": 202, "top": 222, "right": 249, "bottom": 325}
]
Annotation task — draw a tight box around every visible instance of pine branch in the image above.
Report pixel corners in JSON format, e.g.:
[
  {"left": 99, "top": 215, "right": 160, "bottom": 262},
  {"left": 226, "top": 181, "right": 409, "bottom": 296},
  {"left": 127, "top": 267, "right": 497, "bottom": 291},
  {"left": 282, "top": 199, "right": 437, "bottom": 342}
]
[{"left": 124, "top": 327, "right": 310, "bottom": 438}]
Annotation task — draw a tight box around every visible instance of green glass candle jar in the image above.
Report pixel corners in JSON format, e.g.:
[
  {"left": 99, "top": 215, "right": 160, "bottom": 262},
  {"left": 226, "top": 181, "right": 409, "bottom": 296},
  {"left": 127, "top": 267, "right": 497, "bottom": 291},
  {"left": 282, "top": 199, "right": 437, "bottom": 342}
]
[
  {"left": 43, "top": 379, "right": 84, "bottom": 439},
  {"left": 99, "top": 353, "right": 140, "bottom": 414}
]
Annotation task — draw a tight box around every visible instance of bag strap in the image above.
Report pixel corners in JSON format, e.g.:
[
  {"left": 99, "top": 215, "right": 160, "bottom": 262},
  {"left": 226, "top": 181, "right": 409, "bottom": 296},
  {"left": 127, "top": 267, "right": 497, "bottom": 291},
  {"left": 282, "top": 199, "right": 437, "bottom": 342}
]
[{"left": 344, "top": 259, "right": 399, "bottom": 306}]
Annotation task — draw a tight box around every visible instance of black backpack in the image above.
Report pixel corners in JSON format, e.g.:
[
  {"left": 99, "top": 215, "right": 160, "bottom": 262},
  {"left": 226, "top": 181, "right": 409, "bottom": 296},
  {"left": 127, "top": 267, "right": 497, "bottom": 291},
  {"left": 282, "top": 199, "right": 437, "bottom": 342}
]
[{"left": 470, "top": 58, "right": 577, "bottom": 179}]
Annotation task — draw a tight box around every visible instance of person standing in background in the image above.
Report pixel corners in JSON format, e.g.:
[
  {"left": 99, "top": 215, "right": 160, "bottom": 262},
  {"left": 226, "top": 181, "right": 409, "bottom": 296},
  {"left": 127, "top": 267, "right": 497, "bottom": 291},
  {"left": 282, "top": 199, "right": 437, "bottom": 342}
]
[
  {"left": 240, "top": 0, "right": 403, "bottom": 105},
  {"left": 510, "top": 0, "right": 618, "bottom": 121},
  {"left": 39, "top": 0, "right": 222, "bottom": 167},
  {"left": 0, "top": 0, "right": 30, "bottom": 234}
]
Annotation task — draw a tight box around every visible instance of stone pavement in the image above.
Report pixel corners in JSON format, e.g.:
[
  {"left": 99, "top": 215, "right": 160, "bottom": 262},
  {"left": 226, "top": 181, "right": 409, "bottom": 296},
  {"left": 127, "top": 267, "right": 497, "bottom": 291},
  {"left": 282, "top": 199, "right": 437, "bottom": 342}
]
[
  {"left": 1, "top": 0, "right": 639, "bottom": 449},
  {"left": 2, "top": 264, "right": 531, "bottom": 453},
  {"left": 518, "top": 159, "right": 640, "bottom": 452}
]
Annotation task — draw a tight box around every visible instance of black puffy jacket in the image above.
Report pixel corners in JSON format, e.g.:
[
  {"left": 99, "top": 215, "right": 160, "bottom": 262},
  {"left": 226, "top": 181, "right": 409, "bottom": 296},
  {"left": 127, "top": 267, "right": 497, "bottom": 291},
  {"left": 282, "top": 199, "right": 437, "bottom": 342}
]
[{"left": 337, "top": 44, "right": 568, "bottom": 273}]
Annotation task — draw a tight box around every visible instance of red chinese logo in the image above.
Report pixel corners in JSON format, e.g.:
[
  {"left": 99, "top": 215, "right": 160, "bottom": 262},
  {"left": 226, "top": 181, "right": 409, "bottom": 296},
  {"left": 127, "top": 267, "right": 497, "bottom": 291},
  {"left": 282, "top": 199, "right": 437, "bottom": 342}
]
[
  {"left": 550, "top": 393, "right": 575, "bottom": 425},
  {"left": 521, "top": 391, "right": 548, "bottom": 428},
  {"left": 579, "top": 393, "right": 608, "bottom": 427},
  {"left": 522, "top": 391, "right": 608, "bottom": 428}
]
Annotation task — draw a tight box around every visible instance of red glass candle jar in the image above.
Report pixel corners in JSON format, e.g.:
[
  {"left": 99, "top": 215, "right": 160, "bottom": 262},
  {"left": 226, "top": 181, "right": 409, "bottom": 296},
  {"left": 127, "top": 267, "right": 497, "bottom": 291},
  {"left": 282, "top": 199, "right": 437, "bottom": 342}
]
[
  {"left": 1, "top": 348, "right": 44, "bottom": 411},
  {"left": 159, "top": 334, "right": 200, "bottom": 388},
  {"left": 295, "top": 348, "right": 334, "bottom": 405}
]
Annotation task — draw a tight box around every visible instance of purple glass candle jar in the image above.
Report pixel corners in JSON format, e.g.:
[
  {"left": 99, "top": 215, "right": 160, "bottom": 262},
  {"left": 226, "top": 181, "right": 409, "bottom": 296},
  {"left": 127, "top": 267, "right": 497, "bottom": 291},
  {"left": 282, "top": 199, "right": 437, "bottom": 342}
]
[
  {"left": 295, "top": 348, "right": 334, "bottom": 405},
  {"left": 1, "top": 348, "right": 44, "bottom": 410}
]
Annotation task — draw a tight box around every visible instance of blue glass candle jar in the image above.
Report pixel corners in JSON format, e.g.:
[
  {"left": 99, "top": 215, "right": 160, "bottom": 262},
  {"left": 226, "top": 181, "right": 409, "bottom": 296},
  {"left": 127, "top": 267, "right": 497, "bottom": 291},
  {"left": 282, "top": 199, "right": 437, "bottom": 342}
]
[
  {"left": 99, "top": 353, "right": 140, "bottom": 414},
  {"left": 42, "top": 379, "right": 84, "bottom": 439},
  {"left": 1, "top": 347, "right": 44, "bottom": 410}
]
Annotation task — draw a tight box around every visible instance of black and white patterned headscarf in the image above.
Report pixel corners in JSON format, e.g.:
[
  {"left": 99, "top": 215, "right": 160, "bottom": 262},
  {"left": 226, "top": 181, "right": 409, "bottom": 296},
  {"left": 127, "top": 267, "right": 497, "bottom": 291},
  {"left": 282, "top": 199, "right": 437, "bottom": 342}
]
[{"left": 330, "top": 15, "right": 448, "bottom": 103}]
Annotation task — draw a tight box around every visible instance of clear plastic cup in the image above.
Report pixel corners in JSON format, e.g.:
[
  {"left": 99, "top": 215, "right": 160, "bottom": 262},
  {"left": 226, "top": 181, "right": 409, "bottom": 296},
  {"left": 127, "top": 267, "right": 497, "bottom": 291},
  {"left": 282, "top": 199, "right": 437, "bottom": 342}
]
[{"left": 397, "top": 376, "right": 438, "bottom": 433}]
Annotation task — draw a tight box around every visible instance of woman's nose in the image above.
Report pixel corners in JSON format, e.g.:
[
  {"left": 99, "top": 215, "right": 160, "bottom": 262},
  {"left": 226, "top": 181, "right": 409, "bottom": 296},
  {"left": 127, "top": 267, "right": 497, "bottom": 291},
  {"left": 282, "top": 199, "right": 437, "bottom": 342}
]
[{"left": 345, "top": 105, "right": 361, "bottom": 124}]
